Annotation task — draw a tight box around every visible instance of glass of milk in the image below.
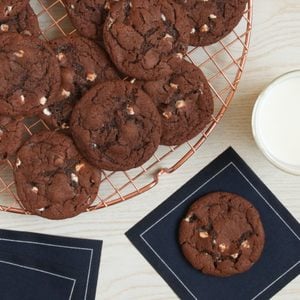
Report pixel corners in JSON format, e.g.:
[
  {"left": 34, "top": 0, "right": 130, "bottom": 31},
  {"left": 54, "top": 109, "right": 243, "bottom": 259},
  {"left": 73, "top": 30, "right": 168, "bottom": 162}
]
[{"left": 252, "top": 70, "right": 300, "bottom": 175}]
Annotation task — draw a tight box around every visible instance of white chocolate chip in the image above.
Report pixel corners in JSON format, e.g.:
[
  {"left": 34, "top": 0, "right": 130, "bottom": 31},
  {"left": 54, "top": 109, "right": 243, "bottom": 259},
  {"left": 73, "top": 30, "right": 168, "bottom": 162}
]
[
  {"left": 39, "top": 96, "right": 47, "bottom": 105},
  {"left": 56, "top": 52, "right": 65, "bottom": 61},
  {"left": 16, "top": 158, "right": 22, "bottom": 168},
  {"left": 200, "top": 24, "right": 209, "bottom": 32},
  {"left": 43, "top": 108, "right": 52, "bottom": 116},
  {"left": 61, "top": 89, "right": 71, "bottom": 98},
  {"left": 14, "top": 50, "right": 24, "bottom": 58},
  {"left": 175, "top": 100, "right": 186, "bottom": 109},
  {"left": 164, "top": 33, "right": 173, "bottom": 40},
  {"left": 130, "top": 78, "right": 136, "bottom": 84},
  {"left": 231, "top": 253, "right": 239, "bottom": 259},
  {"left": 176, "top": 53, "right": 183, "bottom": 59},
  {"left": 184, "top": 214, "right": 194, "bottom": 222},
  {"left": 170, "top": 83, "right": 178, "bottom": 89},
  {"left": 75, "top": 163, "right": 85, "bottom": 172},
  {"left": 86, "top": 73, "right": 97, "bottom": 82},
  {"left": 36, "top": 207, "right": 45, "bottom": 212},
  {"left": 199, "top": 231, "right": 209, "bottom": 238},
  {"left": 161, "top": 14, "right": 166, "bottom": 22},
  {"left": 0, "top": 24, "right": 9, "bottom": 32},
  {"left": 218, "top": 243, "right": 227, "bottom": 252},
  {"left": 104, "top": 1, "right": 111, "bottom": 10},
  {"left": 107, "top": 17, "right": 115, "bottom": 28},
  {"left": 4, "top": 6, "right": 12, "bottom": 16},
  {"left": 126, "top": 105, "right": 135, "bottom": 116},
  {"left": 61, "top": 123, "right": 70, "bottom": 129},
  {"left": 190, "top": 28, "right": 196, "bottom": 34},
  {"left": 162, "top": 111, "right": 172, "bottom": 119},
  {"left": 209, "top": 14, "right": 217, "bottom": 19},
  {"left": 241, "top": 240, "right": 250, "bottom": 249},
  {"left": 31, "top": 186, "right": 39, "bottom": 193},
  {"left": 70, "top": 4, "right": 75, "bottom": 9},
  {"left": 20, "top": 95, "right": 25, "bottom": 104},
  {"left": 71, "top": 173, "right": 79, "bottom": 183}
]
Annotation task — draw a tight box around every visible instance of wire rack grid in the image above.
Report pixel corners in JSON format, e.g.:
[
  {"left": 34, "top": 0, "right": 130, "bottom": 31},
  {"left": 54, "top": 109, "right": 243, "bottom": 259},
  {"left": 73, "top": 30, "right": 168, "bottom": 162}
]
[{"left": 0, "top": 0, "right": 253, "bottom": 215}]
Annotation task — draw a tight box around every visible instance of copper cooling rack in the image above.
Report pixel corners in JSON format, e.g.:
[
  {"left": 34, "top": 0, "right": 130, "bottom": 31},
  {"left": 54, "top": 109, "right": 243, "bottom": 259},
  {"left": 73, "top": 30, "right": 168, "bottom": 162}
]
[{"left": 0, "top": 0, "right": 253, "bottom": 215}]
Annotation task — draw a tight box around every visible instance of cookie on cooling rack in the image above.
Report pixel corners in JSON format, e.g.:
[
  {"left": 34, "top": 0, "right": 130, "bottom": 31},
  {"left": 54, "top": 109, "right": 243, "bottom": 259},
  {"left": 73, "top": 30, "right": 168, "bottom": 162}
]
[
  {"left": 40, "top": 35, "right": 119, "bottom": 129},
  {"left": 70, "top": 80, "right": 162, "bottom": 171},
  {"left": 175, "top": 0, "right": 248, "bottom": 46},
  {"left": 0, "top": 4, "right": 41, "bottom": 37},
  {"left": 0, "top": 115, "right": 25, "bottom": 161},
  {"left": 179, "top": 192, "right": 265, "bottom": 277},
  {"left": 14, "top": 131, "right": 101, "bottom": 220},
  {"left": 139, "top": 58, "right": 214, "bottom": 146},
  {"left": 64, "top": 0, "right": 109, "bottom": 41},
  {"left": 0, "top": 0, "right": 29, "bottom": 22},
  {"left": 0, "top": 33, "right": 61, "bottom": 117},
  {"left": 103, "top": 0, "right": 191, "bottom": 80}
]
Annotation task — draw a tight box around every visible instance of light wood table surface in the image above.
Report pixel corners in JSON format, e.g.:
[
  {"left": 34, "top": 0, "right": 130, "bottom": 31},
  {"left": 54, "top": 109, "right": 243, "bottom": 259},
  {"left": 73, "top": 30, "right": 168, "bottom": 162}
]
[{"left": 0, "top": 0, "right": 299, "bottom": 299}]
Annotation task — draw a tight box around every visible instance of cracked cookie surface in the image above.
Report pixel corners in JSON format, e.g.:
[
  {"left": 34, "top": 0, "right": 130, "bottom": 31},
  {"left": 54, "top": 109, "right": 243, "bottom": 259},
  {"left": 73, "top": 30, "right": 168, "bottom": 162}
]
[
  {"left": 0, "top": 4, "right": 41, "bottom": 37},
  {"left": 179, "top": 192, "right": 265, "bottom": 277},
  {"left": 40, "top": 35, "right": 119, "bottom": 129},
  {"left": 0, "top": 115, "right": 25, "bottom": 161},
  {"left": 176, "top": 0, "right": 247, "bottom": 46},
  {"left": 64, "top": 0, "right": 109, "bottom": 41},
  {"left": 70, "top": 80, "right": 162, "bottom": 171},
  {"left": 103, "top": 0, "right": 191, "bottom": 80},
  {"left": 14, "top": 131, "right": 101, "bottom": 220},
  {"left": 139, "top": 59, "right": 214, "bottom": 146},
  {"left": 0, "top": 0, "right": 29, "bottom": 22},
  {"left": 0, "top": 33, "right": 61, "bottom": 117}
]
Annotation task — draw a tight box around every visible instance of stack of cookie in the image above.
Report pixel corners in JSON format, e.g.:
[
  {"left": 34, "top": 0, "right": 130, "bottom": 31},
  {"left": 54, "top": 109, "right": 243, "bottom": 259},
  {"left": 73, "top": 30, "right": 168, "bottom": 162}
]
[{"left": 0, "top": 0, "right": 247, "bottom": 219}]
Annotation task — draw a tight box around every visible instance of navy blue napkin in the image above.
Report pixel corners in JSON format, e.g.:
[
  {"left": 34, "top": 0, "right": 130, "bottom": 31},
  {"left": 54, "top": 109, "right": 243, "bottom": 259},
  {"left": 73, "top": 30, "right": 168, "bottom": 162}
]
[
  {"left": 0, "top": 259, "right": 75, "bottom": 300},
  {"left": 0, "top": 230, "right": 102, "bottom": 300},
  {"left": 126, "top": 147, "right": 300, "bottom": 300}
]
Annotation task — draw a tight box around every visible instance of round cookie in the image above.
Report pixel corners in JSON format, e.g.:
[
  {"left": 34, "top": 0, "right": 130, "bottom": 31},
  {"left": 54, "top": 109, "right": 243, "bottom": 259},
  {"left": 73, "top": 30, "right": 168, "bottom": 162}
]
[
  {"left": 139, "top": 59, "right": 214, "bottom": 146},
  {"left": 178, "top": 192, "right": 265, "bottom": 277},
  {"left": 0, "top": 0, "right": 29, "bottom": 22},
  {"left": 0, "top": 4, "right": 41, "bottom": 37},
  {"left": 176, "top": 0, "right": 247, "bottom": 46},
  {"left": 14, "top": 131, "right": 101, "bottom": 220},
  {"left": 64, "top": 0, "right": 109, "bottom": 41},
  {"left": 0, "top": 33, "right": 61, "bottom": 117},
  {"left": 0, "top": 115, "right": 25, "bottom": 161},
  {"left": 40, "top": 35, "right": 119, "bottom": 129},
  {"left": 70, "top": 80, "right": 162, "bottom": 171},
  {"left": 103, "top": 0, "right": 191, "bottom": 80}
]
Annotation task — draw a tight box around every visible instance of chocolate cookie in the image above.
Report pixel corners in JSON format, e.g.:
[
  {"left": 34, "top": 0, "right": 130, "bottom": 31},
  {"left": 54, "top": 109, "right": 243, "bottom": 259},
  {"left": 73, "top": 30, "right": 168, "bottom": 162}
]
[
  {"left": 0, "top": 4, "right": 41, "bottom": 37},
  {"left": 0, "top": 115, "right": 25, "bottom": 161},
  {"left": 40, "top": 35, "right": 119, "bottom": 129},
  {"left": 70, "top": 80, "right": 162, "bottom": 171},
  {"left": 139, "top": 59, "right": 214, "bottom": 146},
  {"left": 0, "top": 0, "right": 29, "bottom": 22},
  {"left": 176, "top": 0, "right": 247, "bottom": 46},
  {"left": 179, "top": 192, "right": 265, "bottom": 277},
  {"left": 14, "top": 131, "right": 101, "bottom": 220},
  {"left": 0, "top": 33, "right": 61, "bottom": 117},
  {"left": 64, "top": 0, "right": 109, "bottom": 41},
  {"left": 103, "top": 0, "right": 191, "bottom": 80}
]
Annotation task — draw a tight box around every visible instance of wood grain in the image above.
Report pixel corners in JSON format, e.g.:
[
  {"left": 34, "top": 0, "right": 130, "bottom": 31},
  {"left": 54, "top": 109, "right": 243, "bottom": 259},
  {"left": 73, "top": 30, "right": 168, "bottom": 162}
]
[{"left": 0, "top": 0, "right": 299, "bottom": 299}]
